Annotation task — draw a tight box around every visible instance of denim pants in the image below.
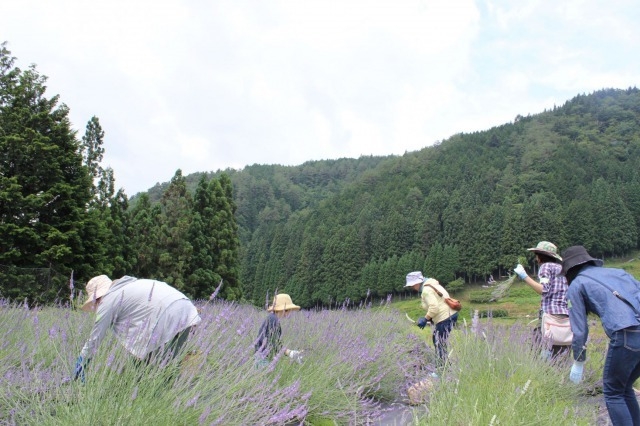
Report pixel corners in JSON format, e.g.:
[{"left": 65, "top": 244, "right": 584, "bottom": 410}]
[
  {"left": 433, "top": 312, "right": 458, "bottom": 367},
  {"left": 604, "top": 325, "right": 640, "bottom": 426}
]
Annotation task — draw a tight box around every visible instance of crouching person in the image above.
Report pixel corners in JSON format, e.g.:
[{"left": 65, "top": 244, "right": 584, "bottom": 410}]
[
  {"left": 254, "top": 293, "right": 303, "bottom": 368},
  {"left": 74, "top": 275, "right": 201, "bottom": 381}
]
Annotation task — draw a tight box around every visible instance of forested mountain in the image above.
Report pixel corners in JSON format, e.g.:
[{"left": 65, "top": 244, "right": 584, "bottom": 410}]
[
  {"left": 225, "top": 88, "right": 640, "bottom": 307},
  {"left": 2, "top": 43, "right": 639, "bottom": 308},
  {"left": 118, "top": 88, "right": 640, "bottom": 308}
]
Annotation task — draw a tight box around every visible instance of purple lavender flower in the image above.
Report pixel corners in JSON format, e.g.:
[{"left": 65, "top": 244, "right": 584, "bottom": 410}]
[{"left": 198, "top": 406, "right": 211, "bottom": 424}]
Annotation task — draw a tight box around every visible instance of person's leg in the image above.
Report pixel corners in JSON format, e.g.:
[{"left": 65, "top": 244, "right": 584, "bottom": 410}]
[
  {"left": 146, "top": 326, "right": 194, "bottom": 366},
  {"left": 434, "top": 317, "right": 454, "bottom": 368},
  {"left": 162, "top": 326, "right": 193, "bottom": 362},
  {"left": 603, "top": 328, "right": 640, "bottom": 426},
  {"left": 622, "top": 329, "right": 640, "bottom": 424}
]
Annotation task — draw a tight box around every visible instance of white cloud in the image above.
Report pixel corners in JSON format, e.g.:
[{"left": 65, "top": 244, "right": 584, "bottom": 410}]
[{"left": 1, "top": 0, "right": 639, "bottom": 194}]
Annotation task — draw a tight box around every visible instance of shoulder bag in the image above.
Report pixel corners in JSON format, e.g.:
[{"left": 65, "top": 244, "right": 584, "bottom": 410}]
[{"left": 425, "top": 283, "right": 462, "bottom": 311}]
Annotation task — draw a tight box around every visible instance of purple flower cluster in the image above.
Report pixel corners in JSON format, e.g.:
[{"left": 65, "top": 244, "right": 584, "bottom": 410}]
[{"left": 1, "top": 298, "right": 423, "bottom": 425}]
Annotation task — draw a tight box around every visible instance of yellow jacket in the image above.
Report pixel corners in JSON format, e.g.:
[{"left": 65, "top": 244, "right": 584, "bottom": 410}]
[{"left": 420, "top": 278, "right": 455, "bottom": 324}]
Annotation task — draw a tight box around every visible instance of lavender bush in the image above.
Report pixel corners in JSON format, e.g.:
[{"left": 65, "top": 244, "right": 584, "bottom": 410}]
[
  {"left": 415, "top": 314, "right": 606, "bottom": 425},
  {"left": 1, "top": 299, "right": 608, "bottom": 425},
  {"left": 0, "top": 299, "right": 426, "bottom": 425}
]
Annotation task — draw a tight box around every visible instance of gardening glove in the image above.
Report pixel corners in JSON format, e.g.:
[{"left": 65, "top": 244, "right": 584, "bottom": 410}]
[
  {"left": 74, "top": 355, "right": 86, "bottom": 383},
  {"left": 417, "top": 317, "right": 428, "bottom": 329},
  {"left": 514, "top": 264, "right": 528, "bottom": 280},
  {"left": 569, "top": 361, "right": 585, "bottom": 384},
  {"left": 288, "top": 350, "right": 303, "bottom": 364}
]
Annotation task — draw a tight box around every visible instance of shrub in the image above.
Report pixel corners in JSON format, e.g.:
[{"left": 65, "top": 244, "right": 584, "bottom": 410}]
[
  {"left": 478, "top": 309, "right": 508, "bottom": 318},
  {"left": 444, "top": 278, "right": 464, "bottom": 293},
  {"left": 468, "top": 289, "right": 494, "bottom": 303}
]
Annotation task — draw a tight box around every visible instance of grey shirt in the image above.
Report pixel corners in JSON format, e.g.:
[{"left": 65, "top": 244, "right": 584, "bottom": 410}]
[{"left": 81, "top": 276, "right": 201, "bottom": 359}]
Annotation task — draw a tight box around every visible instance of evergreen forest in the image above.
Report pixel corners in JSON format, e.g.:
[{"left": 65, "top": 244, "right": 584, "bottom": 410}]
[{"left": 2, "top": 42, "right": 640, "bottom": 308}]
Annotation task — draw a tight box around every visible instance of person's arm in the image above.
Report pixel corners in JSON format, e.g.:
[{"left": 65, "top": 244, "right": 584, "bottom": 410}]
[
  {"left": 567, "top": 283, "right": 589, "bottom": 362},
  {"left": 75, "top": 303, "right": 113, "bottom": 381},
  {"left": 523, "top": 275, "right": 543, "bottom": 295},
  {"left": 80, "top": 304, "right": 114, "bottom": 359},
  {"left": 514, "top": 264, "right": 543, "bottom": 295},
  {"left": 423, "top": 288, "right": 438, "bottom": 322}
]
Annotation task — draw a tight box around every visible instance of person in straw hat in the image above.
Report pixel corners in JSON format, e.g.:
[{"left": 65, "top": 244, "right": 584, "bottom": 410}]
[
  {"left": 562, "top": 245, "right": 640, "bottom": 426},
  {"left": 513, "top": 241, "right": 571, "bottom": 360},
  {"left": 74, "top": 275, "right": 201, "bottom": 381},
  {"left": 405, "top": 271, "right": 458, "bottom": 372},
  {"left": 254, "top": 293, "right": 303, "bottom": 367}
]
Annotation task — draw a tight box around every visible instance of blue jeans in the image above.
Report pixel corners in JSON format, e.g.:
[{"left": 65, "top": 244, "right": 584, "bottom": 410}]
[
  {"left": 604, "top": 326, "right": 640, "bottom": 426},
  {"left": 433, "top": 313, "right": 458, "bottom": 367}
]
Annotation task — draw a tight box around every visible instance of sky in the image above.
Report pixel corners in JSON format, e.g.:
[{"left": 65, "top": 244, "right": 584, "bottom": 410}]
[{"left": 2, "top": 0, "right": 639, "bottom": 195}]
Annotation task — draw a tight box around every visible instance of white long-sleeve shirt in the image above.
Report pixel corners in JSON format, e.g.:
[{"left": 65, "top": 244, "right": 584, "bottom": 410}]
[{"left": 81, "top": 276, "right": 201, "bottom": 359}]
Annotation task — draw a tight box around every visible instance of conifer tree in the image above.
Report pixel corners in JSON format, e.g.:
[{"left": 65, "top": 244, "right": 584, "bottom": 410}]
[
  {"left": 0, "top": 43, "right": 95, "bottom": 300},
  {"left": 157, "top": 170, "right": 193, "bottom": 291}
]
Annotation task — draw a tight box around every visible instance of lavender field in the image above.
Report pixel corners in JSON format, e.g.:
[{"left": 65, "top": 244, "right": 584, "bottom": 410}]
[{"left": 1, "top": 298, "right": 605, "bottom": 425}]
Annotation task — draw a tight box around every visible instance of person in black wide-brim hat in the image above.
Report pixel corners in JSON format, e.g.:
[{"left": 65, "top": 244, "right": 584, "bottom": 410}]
[{"left": 562, "top": 245, "right": 640, "bottom": 426}]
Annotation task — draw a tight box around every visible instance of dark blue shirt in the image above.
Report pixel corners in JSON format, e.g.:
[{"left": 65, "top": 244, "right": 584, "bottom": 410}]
[{"left": 255, "top": 312, "right": 282, "bottom": 359}]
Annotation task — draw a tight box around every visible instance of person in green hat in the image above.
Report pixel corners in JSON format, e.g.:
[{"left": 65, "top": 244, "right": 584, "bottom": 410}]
[{"left": 513, "top": 241, "right": 571, "bottom": 360}]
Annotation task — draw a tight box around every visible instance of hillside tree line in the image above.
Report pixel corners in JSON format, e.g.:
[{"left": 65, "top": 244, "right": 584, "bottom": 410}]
[{"left": 0, "top": 43, "right": 240, "bottom": 303}]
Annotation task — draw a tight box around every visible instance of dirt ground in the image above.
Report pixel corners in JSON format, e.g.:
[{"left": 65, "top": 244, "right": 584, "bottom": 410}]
[{"left": 371, "top": 388, "right": 637, "bottom": 426}]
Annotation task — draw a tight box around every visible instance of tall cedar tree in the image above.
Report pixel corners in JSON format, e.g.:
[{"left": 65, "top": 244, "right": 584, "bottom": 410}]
[
  {"left": 0, "top": 43, "right": 98, "bottom": 301},
  {"left": 157, "top": 170, "right": 193, "bottom": 292}
]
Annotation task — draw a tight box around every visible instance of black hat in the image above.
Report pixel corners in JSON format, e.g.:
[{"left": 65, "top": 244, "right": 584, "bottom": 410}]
[{"left": 561, "top": 245, "right": 603, "bottom": 275}]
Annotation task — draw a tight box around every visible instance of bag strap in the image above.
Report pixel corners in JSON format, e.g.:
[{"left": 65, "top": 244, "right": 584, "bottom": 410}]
[
  {"left": 584, "top": 274, "right": 640, "bottom": 317},
  {"left": 424, "top": 283, "right": 444, "bottom": 298}
]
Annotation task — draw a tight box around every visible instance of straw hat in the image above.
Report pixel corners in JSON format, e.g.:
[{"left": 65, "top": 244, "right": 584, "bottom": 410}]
[
  {"left": 267, "top": 294, "right": 300, "bottom": 312},
  {"left": 527, "top": 241, "right": 562, "bottom": 262},
  {"left": 81, "top": 275, "right": 113, "bottom": 312}
]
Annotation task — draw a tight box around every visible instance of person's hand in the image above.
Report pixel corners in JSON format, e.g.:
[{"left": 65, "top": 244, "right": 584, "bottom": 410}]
[
  {"left": 569, "top": 361, "right": 585, "bottom": 384},
  {"left": 514, "top": 264, "right": 528, "bottom": 280},
  {"left": 74, "top": 355, "right": 86, "bottom": 382},
  {"left": 417, "top": 317, "right": 428, "bottom": 329},
  {"left": 288, "top": 350, "right": 303, "bottom": 364}
]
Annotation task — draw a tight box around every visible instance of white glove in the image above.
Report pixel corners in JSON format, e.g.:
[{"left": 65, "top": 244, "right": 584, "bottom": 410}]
[
  {"left": 514, "top": 264, "right": 528, "bottom": 280},
  {"left": 288, "top": 350, "right": 303, "bottom": 364},
  {"left": 569, "top": 361, "right": 585, "bottom": 384}
]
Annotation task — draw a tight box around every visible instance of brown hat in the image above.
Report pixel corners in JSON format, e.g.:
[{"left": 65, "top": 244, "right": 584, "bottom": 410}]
[
  {"left": 561, "top": 246, "right": 603, "bottom": 276},
  {"left": 527, "top": 241, "right": 562, "bottom": 262},
  {"left": 81, "top": 275, "right": 113, "bottom": 312},
  {"left": 267, "top": 294, "right": 301, "bottom": 312}
]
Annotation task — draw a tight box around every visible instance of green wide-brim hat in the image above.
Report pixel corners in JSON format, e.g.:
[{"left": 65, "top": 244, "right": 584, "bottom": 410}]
[{"left": 527, "top": 241, "right": 562, "bottom": 262}]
